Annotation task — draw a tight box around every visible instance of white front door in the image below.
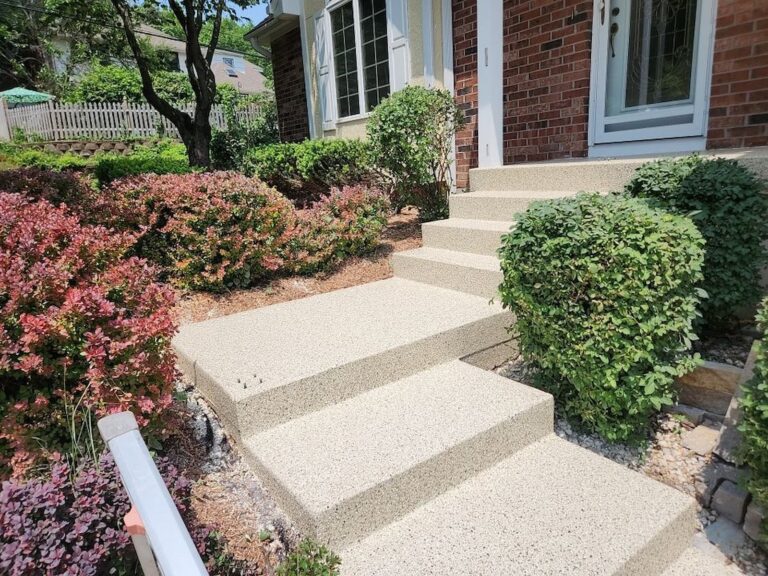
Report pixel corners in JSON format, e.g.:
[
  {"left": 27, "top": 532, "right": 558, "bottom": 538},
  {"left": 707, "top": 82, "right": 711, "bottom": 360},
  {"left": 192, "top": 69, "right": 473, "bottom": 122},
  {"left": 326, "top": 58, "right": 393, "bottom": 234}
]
[{"left": 590, "top": 0, "right": 717, "bottom": 147}]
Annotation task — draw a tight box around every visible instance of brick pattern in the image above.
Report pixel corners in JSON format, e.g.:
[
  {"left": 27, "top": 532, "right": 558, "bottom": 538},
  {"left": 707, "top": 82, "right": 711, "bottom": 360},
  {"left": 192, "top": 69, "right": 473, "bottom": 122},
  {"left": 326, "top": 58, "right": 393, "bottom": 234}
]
[
  {"left": 271, "top": 27, "right": 310, "bottom": 142},
  {"left": 707, "top": 0, "right": 768, "bottom": 150},
  {"left": 452, "top": 0, "right": 478, "bottom": 190},
  {"left": 502, "top": 0, "right": 592, "bottom": 164}
]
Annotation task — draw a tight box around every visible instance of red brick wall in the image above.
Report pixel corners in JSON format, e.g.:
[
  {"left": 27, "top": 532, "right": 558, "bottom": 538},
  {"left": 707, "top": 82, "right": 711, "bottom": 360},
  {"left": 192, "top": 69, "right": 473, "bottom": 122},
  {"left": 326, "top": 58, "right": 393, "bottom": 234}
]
[
  {"left": 502, "top": 0, "right": 592, "bottom": 164},
  {"left": 271, "top": 27, "right": 310, "bottom": 143},
  {"left": 452, "top": 0, "right": 478, "bottom": 189},
  {"left": 707, "top": 0, "right": 768, "bottom": 150}
]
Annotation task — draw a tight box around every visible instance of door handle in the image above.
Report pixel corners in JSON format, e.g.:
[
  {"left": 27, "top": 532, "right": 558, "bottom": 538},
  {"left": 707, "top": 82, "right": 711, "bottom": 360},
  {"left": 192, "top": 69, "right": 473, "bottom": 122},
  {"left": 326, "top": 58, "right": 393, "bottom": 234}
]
[
  {"left": 600, "top": 0, "right": 605, "bottom": 24},
  {"left": 610, "top": 22, "right": 619, "bottom": 57}
]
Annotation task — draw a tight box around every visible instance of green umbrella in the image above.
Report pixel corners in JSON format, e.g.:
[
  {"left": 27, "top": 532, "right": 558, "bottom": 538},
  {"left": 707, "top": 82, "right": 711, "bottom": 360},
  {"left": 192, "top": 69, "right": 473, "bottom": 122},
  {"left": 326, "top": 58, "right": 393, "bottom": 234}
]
[{"left": 0, "top": 87, "right": 54, "bottom": 107}]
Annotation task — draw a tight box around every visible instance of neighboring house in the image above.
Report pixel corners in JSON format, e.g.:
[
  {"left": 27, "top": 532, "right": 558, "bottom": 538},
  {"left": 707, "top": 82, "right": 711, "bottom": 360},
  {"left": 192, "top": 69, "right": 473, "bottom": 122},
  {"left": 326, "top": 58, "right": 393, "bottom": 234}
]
[
  {"left": 53, "top": 25, "right": 269, "bottom": 96},
  {"left": 247, "top": 0, "right": 767, "bottom": 188}
]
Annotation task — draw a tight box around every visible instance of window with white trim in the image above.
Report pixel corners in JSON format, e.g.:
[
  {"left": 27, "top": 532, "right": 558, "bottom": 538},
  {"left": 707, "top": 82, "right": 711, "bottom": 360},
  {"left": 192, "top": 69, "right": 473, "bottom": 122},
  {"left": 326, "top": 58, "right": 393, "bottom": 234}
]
[{"left": 330, "top": 0, "right": 390, "bottom": 119}]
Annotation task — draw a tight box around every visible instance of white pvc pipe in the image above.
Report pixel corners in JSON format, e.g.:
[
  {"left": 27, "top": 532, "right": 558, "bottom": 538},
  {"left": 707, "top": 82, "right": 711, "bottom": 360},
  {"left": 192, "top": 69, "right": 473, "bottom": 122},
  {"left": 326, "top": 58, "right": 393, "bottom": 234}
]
[{"left": 98, "top": 412, "right": 208, "bottom": 576}]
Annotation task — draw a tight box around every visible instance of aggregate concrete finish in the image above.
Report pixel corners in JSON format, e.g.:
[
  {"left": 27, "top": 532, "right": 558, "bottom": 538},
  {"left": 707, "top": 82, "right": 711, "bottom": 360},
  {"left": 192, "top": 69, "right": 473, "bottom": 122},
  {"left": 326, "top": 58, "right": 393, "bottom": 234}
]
[
  {"left": 421, "top": 218, "right": 513, "bottom": 256},
  {"left": 244, "top": 361, "right": 553, "bottom": 547},
  {"left": 391, "top": 247, "right": 502, "bottom": 298},
  {"left": 173, "top": 278, "right": 511, "bottom": 438},
  {"left": 340, "top": 435, "right": 697, "bottom": 576},
  {"left": 449, "top": 190, "right": 578, "bottom": 221},
  {"left": 661, "top": 546, "right": 741, "bottom": 576}
]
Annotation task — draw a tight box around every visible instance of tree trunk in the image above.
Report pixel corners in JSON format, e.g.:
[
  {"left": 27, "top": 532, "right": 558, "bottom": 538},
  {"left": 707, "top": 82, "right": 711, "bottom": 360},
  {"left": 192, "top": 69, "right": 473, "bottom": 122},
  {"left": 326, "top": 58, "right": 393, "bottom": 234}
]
[{"left": 185, "top": 125, "right": 211, "bottom": 168}]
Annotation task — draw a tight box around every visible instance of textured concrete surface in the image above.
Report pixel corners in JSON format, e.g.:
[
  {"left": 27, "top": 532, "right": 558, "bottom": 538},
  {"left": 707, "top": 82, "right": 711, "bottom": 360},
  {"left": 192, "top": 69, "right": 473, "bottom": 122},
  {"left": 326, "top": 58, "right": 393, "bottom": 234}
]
[
  {"left": 662, "top": 544, "right": 741, "bottom": 576},
  {"left": 391, "top": 247, "right": 502, "bottom": 298},
  {"left": 421, "top": 218, "right": 513, "bottom": 256},
  {"left": 467, "top": 147, "right": 768, "bottom": 193},
  {"left": 174, "top": 278, "right": 511, "bottom": 438},
  {"left": 244, "top": 361, "right": 553, "bottom": 547},
  {"left": 449, "top": 190, "right": 577, "bottom": 221},
  {"left": 340, "top": 435, "right": 696, "bottom": 576},
  {"left": 677, "top": 361, "right": 742, "bottom": 416}
]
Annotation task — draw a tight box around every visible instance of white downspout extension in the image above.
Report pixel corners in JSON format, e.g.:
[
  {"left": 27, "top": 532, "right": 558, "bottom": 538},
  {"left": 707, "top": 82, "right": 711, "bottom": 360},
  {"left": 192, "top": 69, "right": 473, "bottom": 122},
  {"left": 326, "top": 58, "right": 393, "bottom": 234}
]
[
  {"left": 477, "top": 0, "right": 503, "bottom": 167},
  {"left": 422, "top": 0, "right": 434, "bottom": 87}
]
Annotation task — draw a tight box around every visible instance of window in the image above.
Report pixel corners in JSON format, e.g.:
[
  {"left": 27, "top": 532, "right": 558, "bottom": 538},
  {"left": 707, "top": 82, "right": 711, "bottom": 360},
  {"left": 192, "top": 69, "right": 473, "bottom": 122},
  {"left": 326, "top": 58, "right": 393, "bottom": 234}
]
[
  {"left": 222, "top": 56, "right": 235, "bottom": 67},
  {"left": 330, "top": 0, "right": 390, "bottom": 118}
]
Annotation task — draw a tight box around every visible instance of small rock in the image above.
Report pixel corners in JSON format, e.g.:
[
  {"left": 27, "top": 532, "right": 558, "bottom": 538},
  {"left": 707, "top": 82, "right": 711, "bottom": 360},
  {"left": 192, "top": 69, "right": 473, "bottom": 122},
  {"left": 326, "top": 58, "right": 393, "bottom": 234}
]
[
  {"left": 712, "top": 480, "right": 751, "bottom": 524},
  {"left": 744, "top": 503, "right": 766, "bottom": 542},
  {"left": 682, "top": 422, "right": 720, "bottom": 456},
  {"left": 665, "top": 403, "right": 706, "bottom": 426}
]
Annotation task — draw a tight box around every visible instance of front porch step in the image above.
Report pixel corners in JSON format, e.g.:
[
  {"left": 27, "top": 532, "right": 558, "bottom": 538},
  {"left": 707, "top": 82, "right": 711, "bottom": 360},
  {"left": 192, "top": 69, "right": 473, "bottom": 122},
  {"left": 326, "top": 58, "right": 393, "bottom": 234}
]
[
  {"left": 421, "top": 218, "right": 512, "bottom": 257},
  {"left": 662, "top": 547, "right": 741, "bottom": 576},
  {"left": 391, "top": 247, "right": 502, "bottom": 298},
  {"left": 449, "top": 190, "right": 578, "bottom": 221},
  {"left": 243, "top": 360, "right": 553, "bottom": 548},
  {"left": 340, "top": 434, "right": 697, "bottom": 576},
  {"left": 173, "top": 278, "right": 511, "bottom": 440}
]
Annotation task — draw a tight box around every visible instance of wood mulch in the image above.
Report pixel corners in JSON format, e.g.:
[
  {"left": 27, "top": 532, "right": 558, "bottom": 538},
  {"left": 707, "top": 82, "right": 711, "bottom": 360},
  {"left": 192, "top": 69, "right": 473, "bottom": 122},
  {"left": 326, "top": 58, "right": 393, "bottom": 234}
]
[{"left": 174, "top": 208, "right": 422, "bottom": 326}]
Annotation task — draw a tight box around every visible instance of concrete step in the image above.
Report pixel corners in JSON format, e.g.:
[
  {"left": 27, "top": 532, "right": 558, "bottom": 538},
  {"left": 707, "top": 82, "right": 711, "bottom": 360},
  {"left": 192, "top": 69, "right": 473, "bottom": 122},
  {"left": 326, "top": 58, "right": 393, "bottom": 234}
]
[
  {"left": 421, "top": 218, "right": 512, "bottom": 257},
  {"left": 391, "top": 247, "right": 502, "bottom": 298},
  {"left": 662, "top": 547, "right": 741, "bottom": 576},
  {"left": 243, "top": 360, "right": 553, "bottom": 548},
  {"left": 449, "top": 190, "right": 577, "bottom": 221},
  {"left": 340, "top": 434, "right": 697, "bottom": 576},
  {"left": 173, "top": 278, "right": 511, "bottom": 439}
]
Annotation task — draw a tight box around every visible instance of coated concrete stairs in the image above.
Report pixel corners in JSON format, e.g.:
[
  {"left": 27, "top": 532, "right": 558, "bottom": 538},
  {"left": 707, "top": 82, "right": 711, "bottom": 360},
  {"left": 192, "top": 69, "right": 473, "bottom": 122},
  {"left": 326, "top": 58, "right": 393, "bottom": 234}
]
[{"left": 172, "top": 156, "right": 732, "bottom": 575}]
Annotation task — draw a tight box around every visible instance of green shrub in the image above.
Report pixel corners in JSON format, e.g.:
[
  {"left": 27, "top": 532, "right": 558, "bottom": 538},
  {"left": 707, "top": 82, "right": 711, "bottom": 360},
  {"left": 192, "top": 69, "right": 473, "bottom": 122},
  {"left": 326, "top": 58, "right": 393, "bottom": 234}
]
[
  {"left": 244, "top": 139, "right": 375, "bottom": 206},
  {"left": 276, "top": 540, "right": 341, "bottom": 576},
  {"left": 94, "top": 141, "right": 191, "bottom": 185},
  {"left": 14, "top": 149, "right": 93, "bottom": 172},
  {"left": 624, "top": 155, "right": 768, "bottom": 328},
  {"left": 499, "top": 193, "right": 705, "bottom": 442},
  {"left": 366, "top": 85, "right": 463, "bottom": 221},
  {"left": 741, "top": 297, "right": 768, "bottom": 547},
  {"left": 210, "top": 93, "right": 279, "bottom": 170}
]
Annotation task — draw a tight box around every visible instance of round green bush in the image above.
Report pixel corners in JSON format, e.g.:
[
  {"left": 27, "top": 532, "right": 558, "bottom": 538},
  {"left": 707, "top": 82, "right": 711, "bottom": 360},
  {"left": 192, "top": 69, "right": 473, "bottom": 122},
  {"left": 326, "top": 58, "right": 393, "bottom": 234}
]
[
  {"left": 624, "top": 155, "right": 768, "bottom": 328},
  {"left": 740, "top": 297, "right": 768, "bottom": 546},
  {"left": 366, "top": 85, "right": 463, "bottom": 221},
  {"left": 499, "top": 193, "right": 705, "bottom": 442}
]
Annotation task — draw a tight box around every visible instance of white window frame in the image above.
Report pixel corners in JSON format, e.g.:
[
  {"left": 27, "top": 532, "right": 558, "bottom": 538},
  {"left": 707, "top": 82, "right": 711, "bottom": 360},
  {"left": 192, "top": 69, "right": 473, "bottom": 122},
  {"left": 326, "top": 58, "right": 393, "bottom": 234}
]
[{"left": 326, "top": 0, "right": 390, "bottom": 123}]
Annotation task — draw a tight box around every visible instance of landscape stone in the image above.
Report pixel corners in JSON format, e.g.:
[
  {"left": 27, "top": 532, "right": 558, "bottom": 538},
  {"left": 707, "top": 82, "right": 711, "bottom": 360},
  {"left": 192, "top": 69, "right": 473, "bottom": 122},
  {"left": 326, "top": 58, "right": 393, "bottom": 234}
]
[
  {"left": 682, "top": 422, "right": 720, "bottom": 456},
  {"left": 744, "top": 503, "right": 766, "bottom": 542},
  {"left": 677, "top": 361, "right": 742, "bottom": 415},
  {"left": 703, "top": 517, "right": 747, "bottom": 561},
  {"left": 665, "top": 403, "right": 706, "bottom": 426},
  {"left": 714, "top": 343, "right": 757, "bottom": 464},
  {"left": 711, "top": 480, "right": 751, "bottom": 524}
]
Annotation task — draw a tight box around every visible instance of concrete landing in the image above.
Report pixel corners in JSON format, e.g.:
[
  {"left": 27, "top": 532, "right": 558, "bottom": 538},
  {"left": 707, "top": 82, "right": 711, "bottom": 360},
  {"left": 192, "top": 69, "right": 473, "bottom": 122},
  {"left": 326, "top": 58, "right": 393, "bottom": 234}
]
[
  {"left": 243, "top": 361, "right": 553, "bottom": 547},
  {"left": 391, "top": 247, "right": 502, "bottom": 298},
  {"left": 173, "top": 278, "right": 511, "bottom": 438},
  {"left": 340, "top": 435, "right": 696, "bottom": 576}
]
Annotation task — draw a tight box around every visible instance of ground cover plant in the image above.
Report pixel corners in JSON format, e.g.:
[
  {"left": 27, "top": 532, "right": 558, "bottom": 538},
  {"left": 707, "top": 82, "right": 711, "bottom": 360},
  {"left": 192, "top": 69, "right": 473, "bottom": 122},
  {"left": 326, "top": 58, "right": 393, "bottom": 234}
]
[
  {"left": 624, "top": 155, "right": 768, "bottom": 329},
  {"left": 0, "top": 192, "right": 177, "bottom": 478},
  {"left": 498, "top": 193, "right": 705, "bottom": 442},
  {"left": 367, "top": 85, "right": 463, "bottom": 220},
  {"left": 94, "top": 141, "right": 192, "bottom": 185},
  {"left": 244, "top": 139, "right": 376, "bottom": 206},
  {"left": 741, "top": 297, "right": 768, "bottom": 547}
]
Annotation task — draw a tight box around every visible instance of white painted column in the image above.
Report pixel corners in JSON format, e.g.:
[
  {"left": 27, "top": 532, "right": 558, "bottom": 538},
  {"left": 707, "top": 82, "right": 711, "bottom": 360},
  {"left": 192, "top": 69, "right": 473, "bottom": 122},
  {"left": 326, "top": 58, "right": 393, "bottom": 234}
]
[
  {"left": 422, "top": 0, "right": 434, "bottom": 86},
  {"left": 441, "top": 0, "right": 454, "bottom": 94},
  {"left": 477, "top": 0, "right": 503, "bottom": 167}
]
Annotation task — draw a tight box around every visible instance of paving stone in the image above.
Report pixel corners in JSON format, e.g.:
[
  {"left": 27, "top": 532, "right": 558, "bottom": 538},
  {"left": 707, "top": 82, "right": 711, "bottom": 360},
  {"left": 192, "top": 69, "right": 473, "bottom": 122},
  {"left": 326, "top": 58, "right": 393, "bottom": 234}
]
[
  {"left": 696, "top": 461, "right": 750, "bottom": 507},
  {"left": 744, "top": 502, "right": 766, "bottom": 542},
  {"left": 682, "top": 422, "right": 721, "bottom": 456},
  {"left": 712, "top": 480, "right": 751, "bottom": 524},
  {"left": 704, "top": 517, "right": 747, "bottom": 559},
  {"left": 714, "top": 344, "right": 757, "bottom": 464},
  {"left": 677, "top": 361, "right": 742, "bottom": 415},
  {"left": 665, "top": 403, "right": 706, "bottom": 426}
]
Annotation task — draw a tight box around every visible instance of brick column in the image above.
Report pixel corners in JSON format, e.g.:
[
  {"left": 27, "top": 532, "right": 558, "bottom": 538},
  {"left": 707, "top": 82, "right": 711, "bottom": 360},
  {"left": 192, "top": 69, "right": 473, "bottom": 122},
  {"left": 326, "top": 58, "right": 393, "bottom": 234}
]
[
  {"left": 452, "top": 0, "right": 478, "bottom": 190},
  {"left": 271, "top": 27, "right": 311, "bottom": 143}
]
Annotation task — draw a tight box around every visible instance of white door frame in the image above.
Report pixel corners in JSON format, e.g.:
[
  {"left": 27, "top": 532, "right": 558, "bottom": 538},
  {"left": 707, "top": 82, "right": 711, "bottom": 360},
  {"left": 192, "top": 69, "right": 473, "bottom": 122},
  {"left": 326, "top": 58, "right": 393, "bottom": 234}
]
[
  {"left": 477, "top": 0, "right": 503, "bottom": 167},
  {"left": 588, "top": 0, "right": 718, "bottom": 156}
]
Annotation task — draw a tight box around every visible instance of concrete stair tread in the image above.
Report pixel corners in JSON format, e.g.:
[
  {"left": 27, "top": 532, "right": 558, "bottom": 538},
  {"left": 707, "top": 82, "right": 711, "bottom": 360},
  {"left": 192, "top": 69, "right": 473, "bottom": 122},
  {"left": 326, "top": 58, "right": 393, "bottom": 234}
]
[
  {"left": 393, "top": 247, "right": 500, "bottom": 271},
  {"left": 662, "top": 547, "right": 741, "bottom": 575},
  {"left": 458, "top": 189, "right": 581, "bottom": 198},
  {"left": 244, "top": 360, "right": 552, "bottom": 545},
  {"left": 422, "top": 217, "right": 513, "bottom": 231},
  {"left": 340, "top": 434, "right": 696, "bottom": 575}
]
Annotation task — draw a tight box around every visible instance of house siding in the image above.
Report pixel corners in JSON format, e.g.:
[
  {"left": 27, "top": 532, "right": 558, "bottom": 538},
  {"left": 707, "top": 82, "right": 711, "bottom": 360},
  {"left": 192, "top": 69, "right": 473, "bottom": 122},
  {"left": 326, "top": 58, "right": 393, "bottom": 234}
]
[
  {"left": 707, "top": 0, "right": 768, "bottom": 150},
  {"left": 271, "top": 27, "right": 310, "bottom": 142},
  {"left": 452, "top": 0, "right": 479, "bottom": 189}
]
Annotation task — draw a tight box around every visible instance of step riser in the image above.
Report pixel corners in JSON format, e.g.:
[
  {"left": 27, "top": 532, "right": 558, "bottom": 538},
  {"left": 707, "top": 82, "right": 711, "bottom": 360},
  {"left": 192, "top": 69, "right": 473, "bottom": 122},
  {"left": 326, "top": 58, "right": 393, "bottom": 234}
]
[
  {"left": 244, "top": 395, "right": 554, "bottom": 549},
  {"left": 392, "top": 253, "right": 502, "bottom": 299},
  {"left": 469, "top": 162, "right": 643, "bottom": 193},
  {"left": 176, "top": 312, "right": 512, "bottom": 440},
  {"left": 449, "top": 195, "right": 539, "bottom": 221},
  {"left": 422, "top": 223, "right": 510, "bottom": 257}
]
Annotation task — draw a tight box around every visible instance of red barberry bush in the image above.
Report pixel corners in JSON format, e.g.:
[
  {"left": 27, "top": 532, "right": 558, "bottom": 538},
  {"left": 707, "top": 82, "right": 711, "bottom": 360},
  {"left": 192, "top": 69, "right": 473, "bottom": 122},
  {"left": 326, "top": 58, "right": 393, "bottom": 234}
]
[
  {"left": 0, "top": 193, "right": 177, "bottom": 478},
  {"left": 104, "top": 172, "right": 296, "bottom": 292},
  {"left": 0, "top": 168, "right": 99, "bottom": 220},
  {"left": 0, "top": 453, "right": 257, "bottom": 576}
]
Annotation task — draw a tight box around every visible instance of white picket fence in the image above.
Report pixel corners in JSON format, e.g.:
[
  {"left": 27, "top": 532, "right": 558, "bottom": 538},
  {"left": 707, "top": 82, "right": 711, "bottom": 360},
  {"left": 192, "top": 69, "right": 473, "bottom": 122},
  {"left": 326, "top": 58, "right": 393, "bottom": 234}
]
[{"left": 2, "top": 101, "right": 262, "bottom": 141}]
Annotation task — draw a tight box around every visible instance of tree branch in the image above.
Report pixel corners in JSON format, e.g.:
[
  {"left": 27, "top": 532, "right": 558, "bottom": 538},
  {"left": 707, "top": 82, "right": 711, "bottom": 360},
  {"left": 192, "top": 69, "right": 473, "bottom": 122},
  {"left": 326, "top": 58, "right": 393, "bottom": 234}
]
[{"left": 206, "top": 0, "right": 225, "bottom": 64}]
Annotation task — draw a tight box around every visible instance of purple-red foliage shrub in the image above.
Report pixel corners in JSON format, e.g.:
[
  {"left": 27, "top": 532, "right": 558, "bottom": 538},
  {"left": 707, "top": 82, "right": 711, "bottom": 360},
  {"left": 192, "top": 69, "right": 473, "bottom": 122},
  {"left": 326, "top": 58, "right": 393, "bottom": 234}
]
[
  {"left": 0, "top": 193, "right": 177, "bottom": 478},
  {"left": 286, "top": 185, "right": 390, "bottom": 274},
  {"left": 0, "top": 453, "right": 256, "bottom": 576},
  {"left": 0, "top": 168, "right": 99, "bottom": 221},
  {"left": 103, "top": 172, "right": 296, "bottom": 292}
]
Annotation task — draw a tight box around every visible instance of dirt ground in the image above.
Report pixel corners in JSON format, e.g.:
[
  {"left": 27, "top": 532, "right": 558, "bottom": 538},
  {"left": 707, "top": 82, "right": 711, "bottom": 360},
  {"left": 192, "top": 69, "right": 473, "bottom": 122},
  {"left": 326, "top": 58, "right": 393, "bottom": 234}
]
[{"left": 175, "top": 208, "right": 422, "bottom": 326}]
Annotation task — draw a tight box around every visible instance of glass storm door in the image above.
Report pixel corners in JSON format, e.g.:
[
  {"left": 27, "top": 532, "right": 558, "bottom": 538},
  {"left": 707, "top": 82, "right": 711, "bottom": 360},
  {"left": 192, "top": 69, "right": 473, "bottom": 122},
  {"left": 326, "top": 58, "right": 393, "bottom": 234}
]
[{"left": 592, "top": 0, "right": 715, "bottom": 144}]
